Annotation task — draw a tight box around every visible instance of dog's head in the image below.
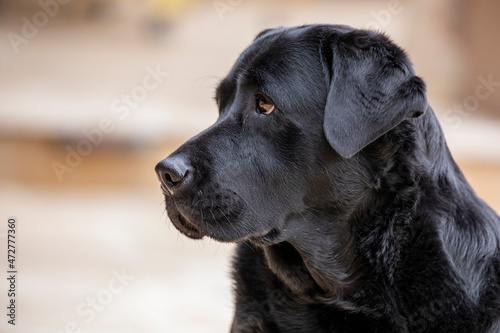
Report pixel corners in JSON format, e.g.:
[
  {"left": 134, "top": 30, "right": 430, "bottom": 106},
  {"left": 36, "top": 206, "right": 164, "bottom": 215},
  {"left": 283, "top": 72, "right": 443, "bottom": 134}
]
[{"left": 155, "top": 25, "right": 427, "bottom": 243}]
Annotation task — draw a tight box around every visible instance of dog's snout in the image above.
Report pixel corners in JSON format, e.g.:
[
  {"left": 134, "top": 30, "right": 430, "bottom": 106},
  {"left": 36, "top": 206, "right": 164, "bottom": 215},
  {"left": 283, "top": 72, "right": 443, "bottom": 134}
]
[{"left": 155, "top": 155, "right": 192, "bottom": 193}]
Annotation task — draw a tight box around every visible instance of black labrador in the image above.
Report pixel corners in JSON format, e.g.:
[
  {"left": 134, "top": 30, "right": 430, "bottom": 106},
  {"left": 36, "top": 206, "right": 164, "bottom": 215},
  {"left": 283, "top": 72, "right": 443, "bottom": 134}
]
[{"left": 155, "top": 25, "right": 500, "bottom": 332}]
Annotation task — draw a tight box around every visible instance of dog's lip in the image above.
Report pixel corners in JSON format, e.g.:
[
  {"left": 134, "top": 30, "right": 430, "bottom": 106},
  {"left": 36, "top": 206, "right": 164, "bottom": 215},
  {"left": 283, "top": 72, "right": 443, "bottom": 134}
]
[
  {"left": 160, "top": 187, "right": 205, "bottom": 239},
  {"left": 160, "top": 184, "right": 171, "bottom": 195},
  {"left": 172, "top": 212, "right": 204, "bottom": 239}
]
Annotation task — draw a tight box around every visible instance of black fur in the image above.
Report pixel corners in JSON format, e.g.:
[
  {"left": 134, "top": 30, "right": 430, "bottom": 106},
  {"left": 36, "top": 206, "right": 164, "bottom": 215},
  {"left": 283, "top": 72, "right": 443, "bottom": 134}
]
[{"left": 155, "top": 25, "right": 500, "bottom": 332}]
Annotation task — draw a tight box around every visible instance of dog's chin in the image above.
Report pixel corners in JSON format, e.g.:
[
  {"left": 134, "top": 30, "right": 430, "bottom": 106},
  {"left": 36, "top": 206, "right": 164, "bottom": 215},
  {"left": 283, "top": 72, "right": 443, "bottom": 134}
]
[
  {"left": 247, "top": 228, "right": 284, "bottom": 246},
  {"left": 201, "top": 228, "right": 284, "bottom": 245},
  {"left": 169, "top": 213, "right": 285, "bottom": 244},
  {"left": 169, "top": 214, "right": 283, "bottom": 245},
  {"left": 164, "top": 194, "right": 284, "bottom": 243},
  {"left": 168, "top": 210, "right": 205, "bottom": 240}
]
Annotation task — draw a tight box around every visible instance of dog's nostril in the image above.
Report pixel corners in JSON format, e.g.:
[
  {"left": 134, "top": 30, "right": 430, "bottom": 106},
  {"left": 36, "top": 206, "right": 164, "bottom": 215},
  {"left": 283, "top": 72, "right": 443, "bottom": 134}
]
[
  {"left": 163, "top": 169, "right": 188, "bottom": 189},
  {"left": 164, "top": 172, "right": 175, "bottom": 185},
  {"left": 165, "top": 169, "right": 186, "bottom": 185},
  {"left": 155, "top": 155, "right": 192, "bottom": 193}
]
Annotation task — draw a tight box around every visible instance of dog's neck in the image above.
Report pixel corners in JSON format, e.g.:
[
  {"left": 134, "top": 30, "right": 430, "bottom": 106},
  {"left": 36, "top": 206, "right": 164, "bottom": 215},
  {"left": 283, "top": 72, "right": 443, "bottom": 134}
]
[
  {"left": 258, "top": 110, "right": 478, "bottom": 314},
  {"left": 262, "top": 209, "right": 359, "bottom": 296}
]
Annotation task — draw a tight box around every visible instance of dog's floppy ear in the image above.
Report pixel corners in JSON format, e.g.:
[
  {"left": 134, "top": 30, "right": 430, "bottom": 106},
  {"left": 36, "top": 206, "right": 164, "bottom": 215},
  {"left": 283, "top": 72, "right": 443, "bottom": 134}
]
[{"left": 322, "top": 30, "right": 427, "bottom": 158}]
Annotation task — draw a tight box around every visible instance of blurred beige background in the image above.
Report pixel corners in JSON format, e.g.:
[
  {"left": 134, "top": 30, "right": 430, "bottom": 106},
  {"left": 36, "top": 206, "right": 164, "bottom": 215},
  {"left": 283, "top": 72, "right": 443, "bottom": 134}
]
[{"left": 0, "top": 0, "right": 499, "bottom": 332}]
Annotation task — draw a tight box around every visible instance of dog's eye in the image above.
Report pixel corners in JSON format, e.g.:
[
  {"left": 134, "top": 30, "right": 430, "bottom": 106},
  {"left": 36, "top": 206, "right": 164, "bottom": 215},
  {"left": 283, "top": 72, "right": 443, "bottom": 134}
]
[{"left": 256, "top": 95, "right": 275, "bottom": 115}]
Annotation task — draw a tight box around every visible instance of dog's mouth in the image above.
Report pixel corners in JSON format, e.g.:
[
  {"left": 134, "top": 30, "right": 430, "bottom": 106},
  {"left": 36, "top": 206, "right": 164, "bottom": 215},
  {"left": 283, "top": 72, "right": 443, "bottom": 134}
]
[
  {"left": 170, "top": 210, "right": 204, "bottom": 239},
  {"left": 161, "top": 188, "right": 204, "bottom": 239},
  {"left": 162, "top": 187, "right": 283, "bottom": 243}
]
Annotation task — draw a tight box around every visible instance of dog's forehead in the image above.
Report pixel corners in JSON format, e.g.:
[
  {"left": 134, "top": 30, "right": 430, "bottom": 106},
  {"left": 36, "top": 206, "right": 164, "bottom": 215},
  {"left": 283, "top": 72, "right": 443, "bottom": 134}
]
[
  {"left": 237, "top": 27, "right": 321, "bottom": 80},
  {"left": 216, "top": 24, "right": 356, "bottom": 90},
  {"left": 229, "top": 39, "right": 307, "bottom": 89},
  {"left": 216, "top": 26, "right": 332, "bottom": 107}
]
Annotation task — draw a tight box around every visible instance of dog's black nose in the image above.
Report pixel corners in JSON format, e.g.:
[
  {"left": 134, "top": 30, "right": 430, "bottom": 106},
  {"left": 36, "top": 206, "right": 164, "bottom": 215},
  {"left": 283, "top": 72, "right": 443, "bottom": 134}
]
[{"left": 155, "top": 155, "right": 191, "bottom": 193}]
